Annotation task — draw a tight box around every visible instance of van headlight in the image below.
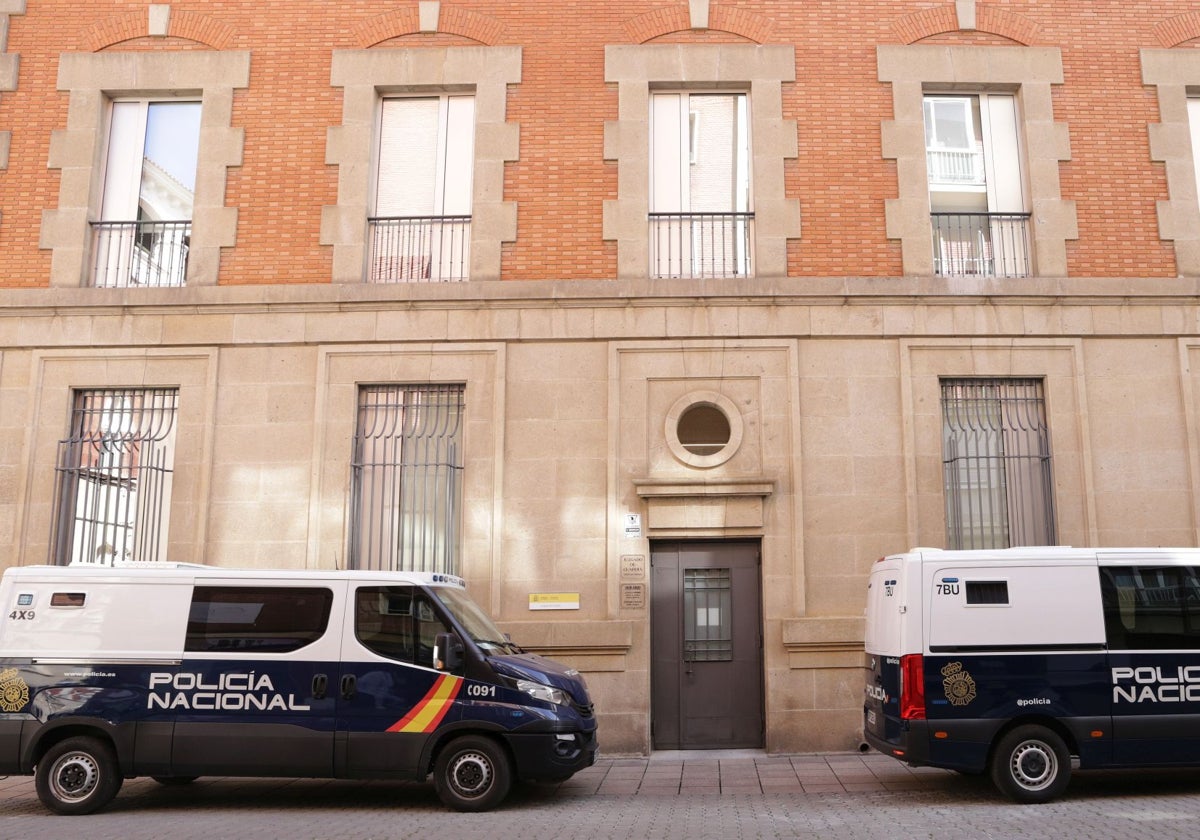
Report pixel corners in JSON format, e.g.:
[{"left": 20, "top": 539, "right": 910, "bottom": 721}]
[{"left": 516, "top": 679, "right": 570, "bottom": 707}]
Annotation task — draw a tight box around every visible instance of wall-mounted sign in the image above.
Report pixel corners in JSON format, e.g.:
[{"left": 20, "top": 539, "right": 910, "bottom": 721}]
[
  {"left": 621, "top": 583, "right": 646, "bottom": 610},
  {"left": 620, "top": 554, "right": 646, "bottom": 580},
  {"left": 623, "top": 513, "right": 642, "bottom": 538},
  {"left": 528, "top": 592, "right": 580, "bottom": 611}
]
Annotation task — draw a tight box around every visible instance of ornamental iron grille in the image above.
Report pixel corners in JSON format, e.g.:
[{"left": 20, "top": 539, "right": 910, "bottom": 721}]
[
  {"left": 50, "top": 388, "right": 179, "bottom": 565},
  {"left": 349, "top": 384, "right": 464, "bottom": 573},
  {"left": 683, "top": 567, "right": 734, "bottom": 662},
  {"left": 941, "top": 378, "right": 1056, "bottom": 550}
]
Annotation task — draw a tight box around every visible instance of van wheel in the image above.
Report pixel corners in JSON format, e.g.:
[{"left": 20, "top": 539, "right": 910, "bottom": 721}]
[
  {"left": 990, "top": 725, "right": 1071, "bottom": 803},
  {"left": 433, "top": 736, "right": 512, "bottom": 812},
  {"left": 35, "top": 736, "right": 123, "bottom": 815}
]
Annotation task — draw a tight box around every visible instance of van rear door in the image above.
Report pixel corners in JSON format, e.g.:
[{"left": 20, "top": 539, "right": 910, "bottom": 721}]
[{"left": 864, "top": 555, "right": 908, "bottom": 748}]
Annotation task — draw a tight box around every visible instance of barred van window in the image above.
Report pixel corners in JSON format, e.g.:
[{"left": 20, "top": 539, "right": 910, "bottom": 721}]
[
  {"left": 941, "top": 378, "right": 1055, "bottom": 550},
  {"left": 348, "top": 384, "right": 464, "bottom": 573},
  {"left": 49, "top": 388, "right": 178, "bottom": 565}
]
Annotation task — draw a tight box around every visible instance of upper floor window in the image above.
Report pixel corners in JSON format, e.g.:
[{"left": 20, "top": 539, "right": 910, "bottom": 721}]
[
  {"left": 49, "top": 388, "right": 179, "bottom": 565},
  {"left": 93, "top": 100, "right": 201, "bottom": 288},
  {"left": 924, "top": 93, "right": 1030, "bottom": 279},
  {"left": 369, "top": 95, "right": 475, "bottom": 283},
  {"left": 941, "top": 378, "right": 1055, "bottom": 550},
  {"left": 650, "top": 92, "right": 752, "bottom": 279}
]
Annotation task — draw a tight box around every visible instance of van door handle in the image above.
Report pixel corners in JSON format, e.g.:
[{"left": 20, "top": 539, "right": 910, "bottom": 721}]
[
  {"left": 312, "top": 674, "right": 328, "bottom": 700},
  {"left": 340, "top": 674, "right": 357, "bottom": 700}
]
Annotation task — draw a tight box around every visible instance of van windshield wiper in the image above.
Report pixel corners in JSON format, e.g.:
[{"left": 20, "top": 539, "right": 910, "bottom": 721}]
[{"left": 475, "top": 638, "right": 522, "bottom": 654}]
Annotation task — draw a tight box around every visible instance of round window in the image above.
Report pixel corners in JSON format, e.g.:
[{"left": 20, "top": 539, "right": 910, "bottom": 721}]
[
  {"left": 677, "top": 404, "right": 731, "bottom": 456},
  {"left": 664, "top": 391, "right": 744, "bottom": 469}
]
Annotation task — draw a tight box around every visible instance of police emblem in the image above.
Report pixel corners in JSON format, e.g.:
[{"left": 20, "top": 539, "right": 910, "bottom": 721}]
[
  {"left": 941, "top": 661, "right": 976, "bottom": 707},
  {"left": 0, "top": 668, "right": 29, "bottom": 713}
]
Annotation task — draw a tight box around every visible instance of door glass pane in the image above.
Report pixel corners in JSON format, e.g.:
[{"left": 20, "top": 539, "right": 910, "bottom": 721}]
[{"left": 683, "top": 568, "right": 732, "bottom": 661}]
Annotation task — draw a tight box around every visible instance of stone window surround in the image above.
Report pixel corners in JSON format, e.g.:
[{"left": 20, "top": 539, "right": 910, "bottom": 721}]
[
  {"left": 43, "top": 51, "right": 250, "bottom": 288},
  {"left": 323, "top": 47, "right": 521, "bottom": 284},
  {"left": 878, "top": 45, "right": 1076, "bottom": 277},
  {"left": 899, "top": 338, "right": 1096, "bottom": 549},
  {"left": 1142, "top": 49, "right": 1200, "bottom": 277},
  {"left": 603, "top": 44, "right": 800, "bottom": 280}
]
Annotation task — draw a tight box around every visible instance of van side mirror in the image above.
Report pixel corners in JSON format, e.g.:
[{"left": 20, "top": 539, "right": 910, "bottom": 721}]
[{"left": 434, "top": 632, "right": 464, "bottom": 672}]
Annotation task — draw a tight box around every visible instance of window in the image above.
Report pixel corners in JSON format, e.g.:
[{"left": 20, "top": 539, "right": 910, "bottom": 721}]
[
  {"left": 91, "top": 100, "right": 200, "bottom": 288},
  {"left": 1102, "top": 566, "right": 1200, "bottom": 650},
  {"left": 650, "top": 92, "right": 752, "bottom": 278},
  {"left": 349, "top": 384, "right": 465, "bottom": 573},
  {"left": 49, "top": 388, "right": 179, "bottom": 565},
  {"left": 186, "top": 586, "right": 334, "bottom": 653},
  {"left": 941, "top": 378, "right": 1055, "bottom": 549},
  {"left": 924, "top": 93, "right": 1029, "bottom": 278},
  {"left": 355, "top": 585, "right": 449, "bottom": 668},
  {"left": 965, "top": 580, "right": 1009, "bottom": 605},
  {"left": 878, "top": 45, "right": 1074, "bottom": 277},
  {"left": 603, "top": 44, "right": 798, "bottom": 280},
  {"left": 370, "top": 95, "right": 475, "bottom": 283}
]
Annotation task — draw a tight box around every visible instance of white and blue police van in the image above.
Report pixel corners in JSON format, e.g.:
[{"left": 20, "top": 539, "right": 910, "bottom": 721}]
[
  {"left": 0, "top": 563, "right": 597, "bottom": 815},
  {"left": 864, "top": 546, "right": 1200, "bottom": 802}
]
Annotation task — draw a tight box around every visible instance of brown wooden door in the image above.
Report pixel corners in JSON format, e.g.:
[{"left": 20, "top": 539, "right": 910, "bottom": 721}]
[{"left": 650, "top": 540, "right": 763, "bottom": 749}]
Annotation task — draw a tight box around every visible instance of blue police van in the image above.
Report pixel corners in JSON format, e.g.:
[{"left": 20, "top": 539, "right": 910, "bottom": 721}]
[
  {"left": 0, "top": 563, "right": 597, "bottom": 814},
  {"left": 864, "top": 546, "right": 1200, "bottom": 802}
]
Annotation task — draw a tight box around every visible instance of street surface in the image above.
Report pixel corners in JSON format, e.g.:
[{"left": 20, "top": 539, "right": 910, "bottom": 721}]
[{"left": 4, "top": 752, "right": 1200, "bottom": 839}]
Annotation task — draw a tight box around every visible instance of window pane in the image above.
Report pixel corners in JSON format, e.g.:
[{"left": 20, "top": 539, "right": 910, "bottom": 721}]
[
  {"left": 186, "top": 587, "right": 334, "bottom": 653},
  {"left": 941, "top": 378, "right": 1055, "bottom": 550},
  {"left": 377, "top": 98, "right": 441, "bottom": 216},
  {"left": 683, "top": 568, "right": 733, "bottom": 662},
  {"left": 1102, "top": 566, "right": 1200, "bottom": 650},
  {"left": 349, "top": 384, "right": 465, "bottom": 573},
  {"left": 50, "top": 388, "right": 178, "bottom": 565}
]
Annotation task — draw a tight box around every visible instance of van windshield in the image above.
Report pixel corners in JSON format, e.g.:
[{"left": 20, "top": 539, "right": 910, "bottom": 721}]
[{"left": 431, "top": 587, "right": 522, "bottom": 655}]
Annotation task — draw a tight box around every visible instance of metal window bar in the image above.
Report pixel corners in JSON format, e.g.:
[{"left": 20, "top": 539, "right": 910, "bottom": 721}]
[
  {"left": 90, "top": 220, "right": 191, "bottom": 288},
  {"left": 49, "top": 388, "right": 179, "bottom": 565},
  {"left": 941, "top": 378, "right": 1056, "bottom": 550},
  {"left": 349, "top": 384, "right": 465, "bottom": 573},
  {"left": 931, "top": 212, "right": 1031, "bottom": 278},
  {"left": 650, "top": 212, "right": 754, "bottom": 279},
  {"left": 367, "top": 216, "right": 471, "bottom": 283},
  {"left": 683, "top": 568, "right": 733, "bottom": 662}
]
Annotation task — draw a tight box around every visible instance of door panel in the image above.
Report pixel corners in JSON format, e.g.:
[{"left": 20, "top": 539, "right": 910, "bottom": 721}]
[{"left": 651, "top": 541, "right": 763, "bottom": 749}]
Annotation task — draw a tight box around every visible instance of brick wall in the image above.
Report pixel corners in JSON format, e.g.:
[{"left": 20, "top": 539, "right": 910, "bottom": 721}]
[{"left": 0, "top": 1, "right": 1194, "bottom": 286}]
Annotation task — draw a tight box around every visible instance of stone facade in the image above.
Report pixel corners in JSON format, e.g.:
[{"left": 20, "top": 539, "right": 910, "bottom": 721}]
[{"left": 2, "top": 2, "right": 1200, "bottom": 755}]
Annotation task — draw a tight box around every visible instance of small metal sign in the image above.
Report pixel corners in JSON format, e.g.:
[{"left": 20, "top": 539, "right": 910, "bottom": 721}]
[
  {"left": 623, "top": 513, "right": 642, "bottom": 538},
  {"left": 620, "top": 554, "right": 646, "bottom": 580},
  {"left": 621, "top": 583, "right": 646, "bottom": 610}
]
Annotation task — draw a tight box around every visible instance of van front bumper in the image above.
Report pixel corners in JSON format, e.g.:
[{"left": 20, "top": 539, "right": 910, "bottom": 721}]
[{"left": 506, "top": 728, "right": 598, "bottom": 782}]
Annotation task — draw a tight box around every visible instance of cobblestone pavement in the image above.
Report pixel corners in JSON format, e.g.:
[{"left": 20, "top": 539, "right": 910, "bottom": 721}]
[{"left": 5, "top": 753, "right": 1200, "bottom": 839}]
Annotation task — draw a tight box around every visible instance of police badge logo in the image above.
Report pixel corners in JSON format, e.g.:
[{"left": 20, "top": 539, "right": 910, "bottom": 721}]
[
  {"left": 0, "top": 668, "right": 30, "bottom": 713},
  {"left": 941, "top": 661, "right": 976, "bottom": 706}
]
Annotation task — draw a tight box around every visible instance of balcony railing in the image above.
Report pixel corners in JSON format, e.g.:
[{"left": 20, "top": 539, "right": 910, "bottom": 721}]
[
  {"left": 650, "top": 212, "right": 754, "bottom": 279},
  {"left": 90, "top": 220, "right": 190, "bottom": 288},
  {"left": 368, "top": 216, "right": 471, "bottom": 283},
  {"left": 931, "top": 212, "right": 1032, "bottom": 278},
  {"left": 927, "top": 146, "right": 985, "bottom": 186}
]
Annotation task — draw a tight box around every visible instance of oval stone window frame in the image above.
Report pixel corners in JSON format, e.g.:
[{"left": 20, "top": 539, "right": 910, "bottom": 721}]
[{"left": 664, "top": 391, "right": 744, "bottom": 469}]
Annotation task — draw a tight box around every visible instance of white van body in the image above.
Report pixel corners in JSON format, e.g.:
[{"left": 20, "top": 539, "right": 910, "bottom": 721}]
[
  {"left": 0, "top": 564, "right": 597, "bottom": 815},
  {"left": 864, "top": 547, "right": 1200, "bottom": 802}
]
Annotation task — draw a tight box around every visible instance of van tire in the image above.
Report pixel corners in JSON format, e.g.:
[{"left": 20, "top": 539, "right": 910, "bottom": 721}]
[
  {"left": 433, "top": 735, "right": 512, "bottom": 812},
  {"left": 35, "top": 736, "right": 123, "bottom": 815},
  {"left": 990, "top": 725, "right": 1071, "bottom": 803}
]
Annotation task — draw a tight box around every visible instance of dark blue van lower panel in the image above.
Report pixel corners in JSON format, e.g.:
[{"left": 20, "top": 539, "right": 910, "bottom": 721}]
[{"left": 507, "top": 729, "right": 597, "bottom": 782}]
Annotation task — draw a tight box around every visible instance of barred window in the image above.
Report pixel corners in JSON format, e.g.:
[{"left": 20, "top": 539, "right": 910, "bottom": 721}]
[
  {"left": 50, "top": 388, "right": 179, "bottom": 565},
  {"left": 349, "top": 384, "right": 464, "bottom": 573},
  {"left": 941, "top": 378, "right": 1055, "bottom": 550}
]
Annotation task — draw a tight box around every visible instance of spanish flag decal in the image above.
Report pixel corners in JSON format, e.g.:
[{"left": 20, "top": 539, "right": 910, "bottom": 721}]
[{"left": 387, "top": 674, "right": 463, "bottom": 733}]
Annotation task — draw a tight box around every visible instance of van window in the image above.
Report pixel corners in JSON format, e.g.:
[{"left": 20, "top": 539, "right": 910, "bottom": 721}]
[
  {"left": 186, "top": 586, "right": 334, "bottom": 653},
  {"left": 1101, "top": 566, "right": 1200, "bottom": 650},
  {"left": 356, "top": 585, "right": 449, "bottom": 668},
  {"left": 965, "top": 581, "right": 1008, "bottom": 605}
]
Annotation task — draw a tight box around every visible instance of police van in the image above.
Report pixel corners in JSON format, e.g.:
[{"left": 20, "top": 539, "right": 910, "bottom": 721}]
[
  {"left": 0, "top": 563, "right": 597, "bottom": 815},
  {"left": 864, "top": 546, "right": 1200, "bottom": 802}
]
